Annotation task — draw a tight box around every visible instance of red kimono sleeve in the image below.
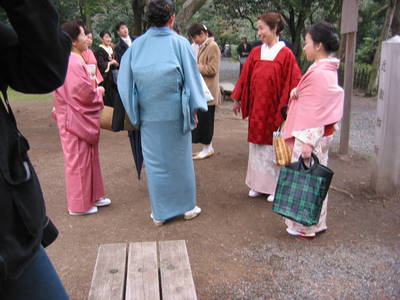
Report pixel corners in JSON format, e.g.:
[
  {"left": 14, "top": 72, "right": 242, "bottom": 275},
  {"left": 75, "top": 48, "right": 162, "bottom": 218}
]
[{"left": 274, "top": 50, "right": 302, "bottom": 127}]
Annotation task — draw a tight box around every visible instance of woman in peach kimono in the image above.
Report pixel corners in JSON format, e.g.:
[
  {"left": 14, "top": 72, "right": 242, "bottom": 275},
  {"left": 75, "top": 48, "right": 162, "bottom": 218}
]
[
  {"left": 282, "top": 22, "right": 344, "bottom": 237},
  {"left": 54, "top": 20, "right": 111, "bottom": 215}
]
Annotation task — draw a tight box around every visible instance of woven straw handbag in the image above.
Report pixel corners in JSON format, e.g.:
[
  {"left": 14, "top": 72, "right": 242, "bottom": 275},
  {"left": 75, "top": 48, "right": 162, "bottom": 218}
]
[
  {"left": 273, "top": 125, "right": 292, "bottom": 166},
  {"left": 99, "top": 105, "right": 135, "bottom": 131}
]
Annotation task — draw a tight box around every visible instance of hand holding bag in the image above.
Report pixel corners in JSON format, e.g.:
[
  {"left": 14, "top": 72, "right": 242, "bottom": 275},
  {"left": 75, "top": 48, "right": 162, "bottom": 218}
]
[{"left": 272, "top": 153, "right": 334, "bottom": 226}]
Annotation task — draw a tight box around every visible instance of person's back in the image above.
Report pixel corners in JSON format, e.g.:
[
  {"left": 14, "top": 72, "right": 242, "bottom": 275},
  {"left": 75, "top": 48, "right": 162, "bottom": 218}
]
[
  {"left": 118, "top": 0, "right": 207, "bottom": 225},
  {"left": 128, "top": 30, "right": 190, "bottom": 122}
]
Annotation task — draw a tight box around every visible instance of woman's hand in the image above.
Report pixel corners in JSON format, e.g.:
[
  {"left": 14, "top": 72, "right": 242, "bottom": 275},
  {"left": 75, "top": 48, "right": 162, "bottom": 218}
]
[
  {"left": 233, "top": 100, "right": 241, "bottom": 116},
  {"left": 98, "top": 86, "right": 105, "bottom": 95},
  {"left": 110, "top": 59, "right": 119, "bottom": 67},
  {"left": 301, "top": 143, "right": 313, "bottom": 159},
  {"left": 290, "top": 88, "right": 298, "bottom": 100}
]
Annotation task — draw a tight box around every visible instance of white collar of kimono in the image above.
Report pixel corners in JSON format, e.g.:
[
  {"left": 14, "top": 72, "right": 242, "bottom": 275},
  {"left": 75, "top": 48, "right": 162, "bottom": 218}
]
[
  {"left": 309, "top": 56, "right": 339, "bottom": 69},
  {"left": 261, "top": 41, "right": 285, "bottom": 61},
  {"left": 99, "top": 44, "right": 113, "bottom": 57}
]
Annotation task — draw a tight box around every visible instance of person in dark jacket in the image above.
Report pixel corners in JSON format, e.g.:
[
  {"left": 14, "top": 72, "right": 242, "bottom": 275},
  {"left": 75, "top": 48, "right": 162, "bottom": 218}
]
[
  {"left": 114, "top": 22, "right": 135, "bottom": 64},
  {"left": 113, "top": 22, "right": 143, "bottom": 177},
  {"left": 112, "top": 22, "right": 135, "bottom": 132},
  {"left": 237, "top": 37, "right": 251, "bottom": 74},
  {"left": 0, "top": 0, "right": 70, "bottom": 299}
]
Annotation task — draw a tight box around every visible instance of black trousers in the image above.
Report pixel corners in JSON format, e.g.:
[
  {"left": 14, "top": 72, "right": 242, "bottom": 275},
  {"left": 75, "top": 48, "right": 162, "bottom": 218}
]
[{"left": 192, "top": 105, "right": 215, "bottom": 145}]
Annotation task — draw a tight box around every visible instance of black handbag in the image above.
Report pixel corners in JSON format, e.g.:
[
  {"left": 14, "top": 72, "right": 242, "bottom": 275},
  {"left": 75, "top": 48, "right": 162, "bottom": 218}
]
[{"left": 272, "top": 153, "right": 334, "bottom": 226}]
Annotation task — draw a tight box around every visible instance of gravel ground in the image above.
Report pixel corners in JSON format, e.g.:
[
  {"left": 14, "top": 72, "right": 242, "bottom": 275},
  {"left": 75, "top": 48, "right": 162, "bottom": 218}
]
[
  {"left": 220, "top": 57, "right": 377, "bottom": 157},
  {"left": 206, "top": 238, "right": 400, "bottom": 299}
]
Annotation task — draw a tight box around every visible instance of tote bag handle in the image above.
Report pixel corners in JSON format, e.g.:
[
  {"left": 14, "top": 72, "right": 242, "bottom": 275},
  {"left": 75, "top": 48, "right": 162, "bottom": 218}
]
[{"left": 298, "top": 153, "right": 320, "bottom": 173}]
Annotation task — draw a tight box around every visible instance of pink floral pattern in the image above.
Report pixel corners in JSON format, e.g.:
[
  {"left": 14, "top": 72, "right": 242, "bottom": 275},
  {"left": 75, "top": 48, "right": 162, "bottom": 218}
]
[{"left": 246, "top": 143, "right": 280, "bottom": 195}]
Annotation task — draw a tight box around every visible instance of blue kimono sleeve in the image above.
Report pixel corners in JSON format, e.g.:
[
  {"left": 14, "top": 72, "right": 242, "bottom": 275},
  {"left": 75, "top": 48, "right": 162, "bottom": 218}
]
[
  {"left": 117, "top": 47, "right": 140, "bottom": 127},
  {"left": 179, "top": 41, "right": 208, "bottom": 133}
]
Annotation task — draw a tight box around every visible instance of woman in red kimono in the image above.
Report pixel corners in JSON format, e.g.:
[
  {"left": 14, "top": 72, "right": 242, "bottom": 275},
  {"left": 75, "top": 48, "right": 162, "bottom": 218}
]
[
  {"left": 54, "top": 20, "right": 111, "bottom": 215},
  {"left": 231, "top": 12, "right": 301, "bottom": 201}
]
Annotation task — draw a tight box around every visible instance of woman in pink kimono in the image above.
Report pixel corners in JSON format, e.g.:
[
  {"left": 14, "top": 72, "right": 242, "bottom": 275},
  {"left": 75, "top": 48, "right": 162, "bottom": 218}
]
[
  {"left": 82, "top": 29, "right": 103, "bottom": 87},
  {"left": 54, "top": 20, "right": 111, "bottom": 215},
  {"left": 282, "top": 22, "right": 344, "bottom": 237}
]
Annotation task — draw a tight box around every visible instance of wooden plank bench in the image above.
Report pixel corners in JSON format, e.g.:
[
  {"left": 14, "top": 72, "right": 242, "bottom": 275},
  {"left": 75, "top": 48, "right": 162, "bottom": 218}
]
[
  {"left": 219, "top": 81, "right": 235, "bottom": 102},
  {"left": 88, "top": 240, "right": 197, "bottom": 300}
]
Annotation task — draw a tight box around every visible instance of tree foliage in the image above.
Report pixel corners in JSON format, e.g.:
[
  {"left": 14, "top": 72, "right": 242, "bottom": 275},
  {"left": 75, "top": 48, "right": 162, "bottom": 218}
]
[
  {"left": 213, "top": 0, "right": 341, "bottom": 59},
  {"left": 47, "top": 0, "right": 207, "bottom": 38}
]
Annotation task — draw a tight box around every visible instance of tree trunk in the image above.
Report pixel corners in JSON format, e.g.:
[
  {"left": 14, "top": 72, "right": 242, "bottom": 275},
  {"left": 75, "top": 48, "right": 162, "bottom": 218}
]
[
  {"left": 391, "top": 0, "right": 400, "bottom": 35},
  {"left": 367, "top": 3, "right": 395, "bottom": 95},
  {"left": 132, "top": 0, "right": 146, "bottom": 35},
  {"left": 292, "top": 12, "right": 306, "bottom": 59},
  {"left": 174, "top": 0, "right": 208, "bottom": 32}
]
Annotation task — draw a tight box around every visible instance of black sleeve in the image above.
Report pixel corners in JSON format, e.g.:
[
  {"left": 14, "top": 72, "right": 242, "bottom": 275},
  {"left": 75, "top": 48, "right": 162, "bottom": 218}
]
[
  {"left": 237, "top": 43, "right": 243, "bottom": 56},
  {"left": 94, "top": 48, "right": 110, "bottom": 76},
  {"left": 0, "top": 0, "right": 71, "bottom": 94},
  {"left": 114, "top": 42, "right": 122, "bottom": 64}
]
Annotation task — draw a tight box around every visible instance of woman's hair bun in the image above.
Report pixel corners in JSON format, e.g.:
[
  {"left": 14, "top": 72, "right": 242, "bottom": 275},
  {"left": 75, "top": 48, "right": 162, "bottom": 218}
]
[
  {"left": 146, "top": 0, "right": 175, "bottom": 27},
  {"left": 306, "top": 21, "right": 339, "bottom": 53}
]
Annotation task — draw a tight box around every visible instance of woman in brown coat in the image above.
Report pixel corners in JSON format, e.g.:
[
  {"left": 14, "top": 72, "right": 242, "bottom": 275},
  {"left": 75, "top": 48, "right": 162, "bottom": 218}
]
[{"left": 188, "top": 23, "right": 222, "bottom": 159}]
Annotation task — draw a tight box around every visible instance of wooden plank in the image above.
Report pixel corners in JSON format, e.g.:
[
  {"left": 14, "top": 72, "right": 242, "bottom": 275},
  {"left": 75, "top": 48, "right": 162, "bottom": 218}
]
[
  {"left": 125, "top": 242, "right": 160, "bottom": 300},
  {"left": 219, "top": 81, "right": 235, "bottom": 94},
  {"left": 159, "top": 240, "right": 197, "bottom": 300},
  {"left": 340, "top": 0, "right": 359, "bottom": 34},
  {"left": 88, "top": 243, "right": 127, "bottom": 300}
]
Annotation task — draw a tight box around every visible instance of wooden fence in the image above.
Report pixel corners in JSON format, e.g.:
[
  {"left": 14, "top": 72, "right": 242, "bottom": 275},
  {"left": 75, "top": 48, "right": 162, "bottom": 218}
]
[{"left": 338, "top": 64, "right": 371, "bottom": 90}]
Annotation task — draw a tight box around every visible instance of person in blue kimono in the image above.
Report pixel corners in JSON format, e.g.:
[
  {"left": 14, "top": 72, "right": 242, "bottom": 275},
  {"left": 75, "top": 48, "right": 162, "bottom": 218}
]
[{"left": 117, "top": 0, "right": 208, "bottom": 226}]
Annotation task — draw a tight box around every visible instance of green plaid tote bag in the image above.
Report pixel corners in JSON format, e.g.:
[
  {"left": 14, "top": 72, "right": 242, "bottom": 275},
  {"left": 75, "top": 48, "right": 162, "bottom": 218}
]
[{"left": 272, "top": 153, "right": 334, "bottom": 226}]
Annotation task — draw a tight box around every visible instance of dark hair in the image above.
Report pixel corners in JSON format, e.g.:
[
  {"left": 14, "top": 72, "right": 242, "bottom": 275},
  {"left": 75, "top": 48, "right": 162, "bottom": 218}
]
[
  {"left": 306, "top": 21, "right": 339, "bottom": 53},
  {"left": 188, "top": 23, "right": 213, "bottom": 37},
  {"left": 147, "top": 0, "right": 176, "bottom": 27},
  {"left": 258, "top": 11, "right": 285, "bottom": 35},
  {"left": 115, "top": 22, "right": 128, "bottom": 32},
  {"left": 84, "top": 28, "right": 92, "bottom": 35},
  {"left": 100, "top": 30, "right": 112, "bottom": 39},
  {"left": 61, "top": 20, "right": 84, "bottom": 41}
]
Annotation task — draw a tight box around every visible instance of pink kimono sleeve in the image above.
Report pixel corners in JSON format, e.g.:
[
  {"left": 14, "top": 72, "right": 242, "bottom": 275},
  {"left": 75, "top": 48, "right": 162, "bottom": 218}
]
[{"left": 65, "top": 61, "right": 104, "bottom": 144}]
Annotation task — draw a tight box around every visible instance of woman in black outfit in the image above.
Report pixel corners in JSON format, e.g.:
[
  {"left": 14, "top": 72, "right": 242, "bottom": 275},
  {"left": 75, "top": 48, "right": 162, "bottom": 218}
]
[{"left": 95, "top": 30, "right": 119, "bottom": 107}]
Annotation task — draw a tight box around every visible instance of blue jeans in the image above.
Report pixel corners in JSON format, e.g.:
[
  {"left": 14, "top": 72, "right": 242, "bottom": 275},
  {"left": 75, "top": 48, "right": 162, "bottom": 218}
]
[{"left": 1, "top": 246, "right": 69, "bottom": 300}]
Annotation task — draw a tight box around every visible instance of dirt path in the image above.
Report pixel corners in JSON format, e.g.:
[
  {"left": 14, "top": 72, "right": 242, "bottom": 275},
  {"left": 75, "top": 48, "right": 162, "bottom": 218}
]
[{"left": 11, "top": 97, "right": 400, "bottom": 300}]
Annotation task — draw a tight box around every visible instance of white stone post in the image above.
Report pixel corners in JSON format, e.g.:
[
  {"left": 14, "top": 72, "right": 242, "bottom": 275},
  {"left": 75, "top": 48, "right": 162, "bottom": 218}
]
[{"left": 371, "top": 35, "right": 400, "bottom": 194}]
